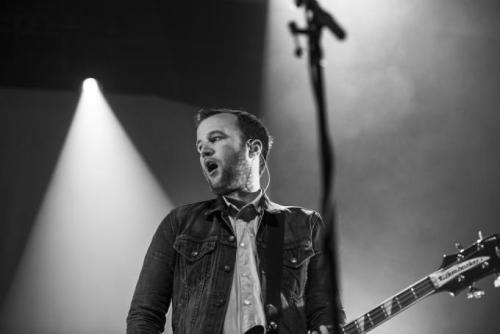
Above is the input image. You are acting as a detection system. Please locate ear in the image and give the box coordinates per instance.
[248,139,263,157]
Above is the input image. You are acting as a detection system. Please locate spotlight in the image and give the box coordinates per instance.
[82,78,99,92]
[0,78,171,333]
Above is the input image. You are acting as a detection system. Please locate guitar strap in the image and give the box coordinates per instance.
[263,212,285,334]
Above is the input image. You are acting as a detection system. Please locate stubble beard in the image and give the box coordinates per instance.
[207,150,251,196]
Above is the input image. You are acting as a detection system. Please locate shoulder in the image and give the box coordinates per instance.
[267,201,324,246]
[161,198,220,225]
[155,199,218,235]
[169,199,217,216]
[266,200,321,221]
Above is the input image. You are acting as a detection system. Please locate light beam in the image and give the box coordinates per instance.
[0,80,172,334]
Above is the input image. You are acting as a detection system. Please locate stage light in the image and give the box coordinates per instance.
[261,2,500,334]
[0,84,172,334]
[82,78,99,92]
[259,3,429,334]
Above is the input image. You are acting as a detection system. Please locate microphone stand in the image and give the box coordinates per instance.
[289,1,346,332]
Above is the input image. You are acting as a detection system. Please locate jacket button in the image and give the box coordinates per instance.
[228,235,235,242]
[215,298,224,307]
[290,257,298,264]
[224,265,231,272]
[191,251,199,257]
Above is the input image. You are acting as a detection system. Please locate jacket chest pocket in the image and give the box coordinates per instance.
[174,236,217,285]
[282,240,314,299]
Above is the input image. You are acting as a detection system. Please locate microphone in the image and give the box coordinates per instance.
[294,0,346,40]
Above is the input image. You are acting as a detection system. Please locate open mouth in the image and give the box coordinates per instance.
[205,160,219,175]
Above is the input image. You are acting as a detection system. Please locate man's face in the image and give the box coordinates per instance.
[196,113,251,195]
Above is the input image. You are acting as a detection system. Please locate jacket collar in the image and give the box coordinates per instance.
[204,193,286,217]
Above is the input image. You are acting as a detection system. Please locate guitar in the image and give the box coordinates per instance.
[341,232,500,334]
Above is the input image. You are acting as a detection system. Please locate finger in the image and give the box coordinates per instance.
[319,325,330,334]
[311,331,318,334]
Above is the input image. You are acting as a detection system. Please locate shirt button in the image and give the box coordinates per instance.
[240,242,246,248]
[191,251,199,257]
[243,299,251,306]
[290,257,298,264]
[224,265,231,272]
[268,321,279,331]
[241,272,249,277]
[228,235,235,242]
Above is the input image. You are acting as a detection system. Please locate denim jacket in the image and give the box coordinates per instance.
[127,196,345,334]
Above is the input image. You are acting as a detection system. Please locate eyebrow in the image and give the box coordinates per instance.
[195,130,226,147]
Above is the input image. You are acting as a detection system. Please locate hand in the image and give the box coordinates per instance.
[311,325,330,334]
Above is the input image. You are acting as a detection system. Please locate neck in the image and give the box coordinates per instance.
[226,160,262,204]
[225,187,261,205]
[221,156,263,204]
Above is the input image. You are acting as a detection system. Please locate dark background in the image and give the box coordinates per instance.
[1,0,500,333]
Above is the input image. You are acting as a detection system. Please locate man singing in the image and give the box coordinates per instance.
[127,108,344,334]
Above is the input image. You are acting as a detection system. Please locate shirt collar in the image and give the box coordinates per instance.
[222,190,263,212]
[204,191,284,217]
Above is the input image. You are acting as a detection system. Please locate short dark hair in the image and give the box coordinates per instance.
[195,108,273,171]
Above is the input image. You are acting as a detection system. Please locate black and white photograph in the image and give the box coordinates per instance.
[1,1,499,333]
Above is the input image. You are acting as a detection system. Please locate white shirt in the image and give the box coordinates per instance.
[222,193,266,334]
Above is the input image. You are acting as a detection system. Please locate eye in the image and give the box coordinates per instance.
[209,135,223,143]
[196,134,225,153]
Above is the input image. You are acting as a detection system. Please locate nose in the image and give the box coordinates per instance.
[199,143,214,157]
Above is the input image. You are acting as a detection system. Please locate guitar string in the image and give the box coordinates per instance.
[344,281,434,334]
[364,278,434,324]
[365,279,433,321]
[342,278,435,334]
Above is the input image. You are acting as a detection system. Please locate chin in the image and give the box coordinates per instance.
[208,181,226,195]
[209,182,235,196]
[210,185,231,195]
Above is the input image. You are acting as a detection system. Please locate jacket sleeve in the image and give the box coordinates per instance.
[126,212,177,334]
[305,212,346,333]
